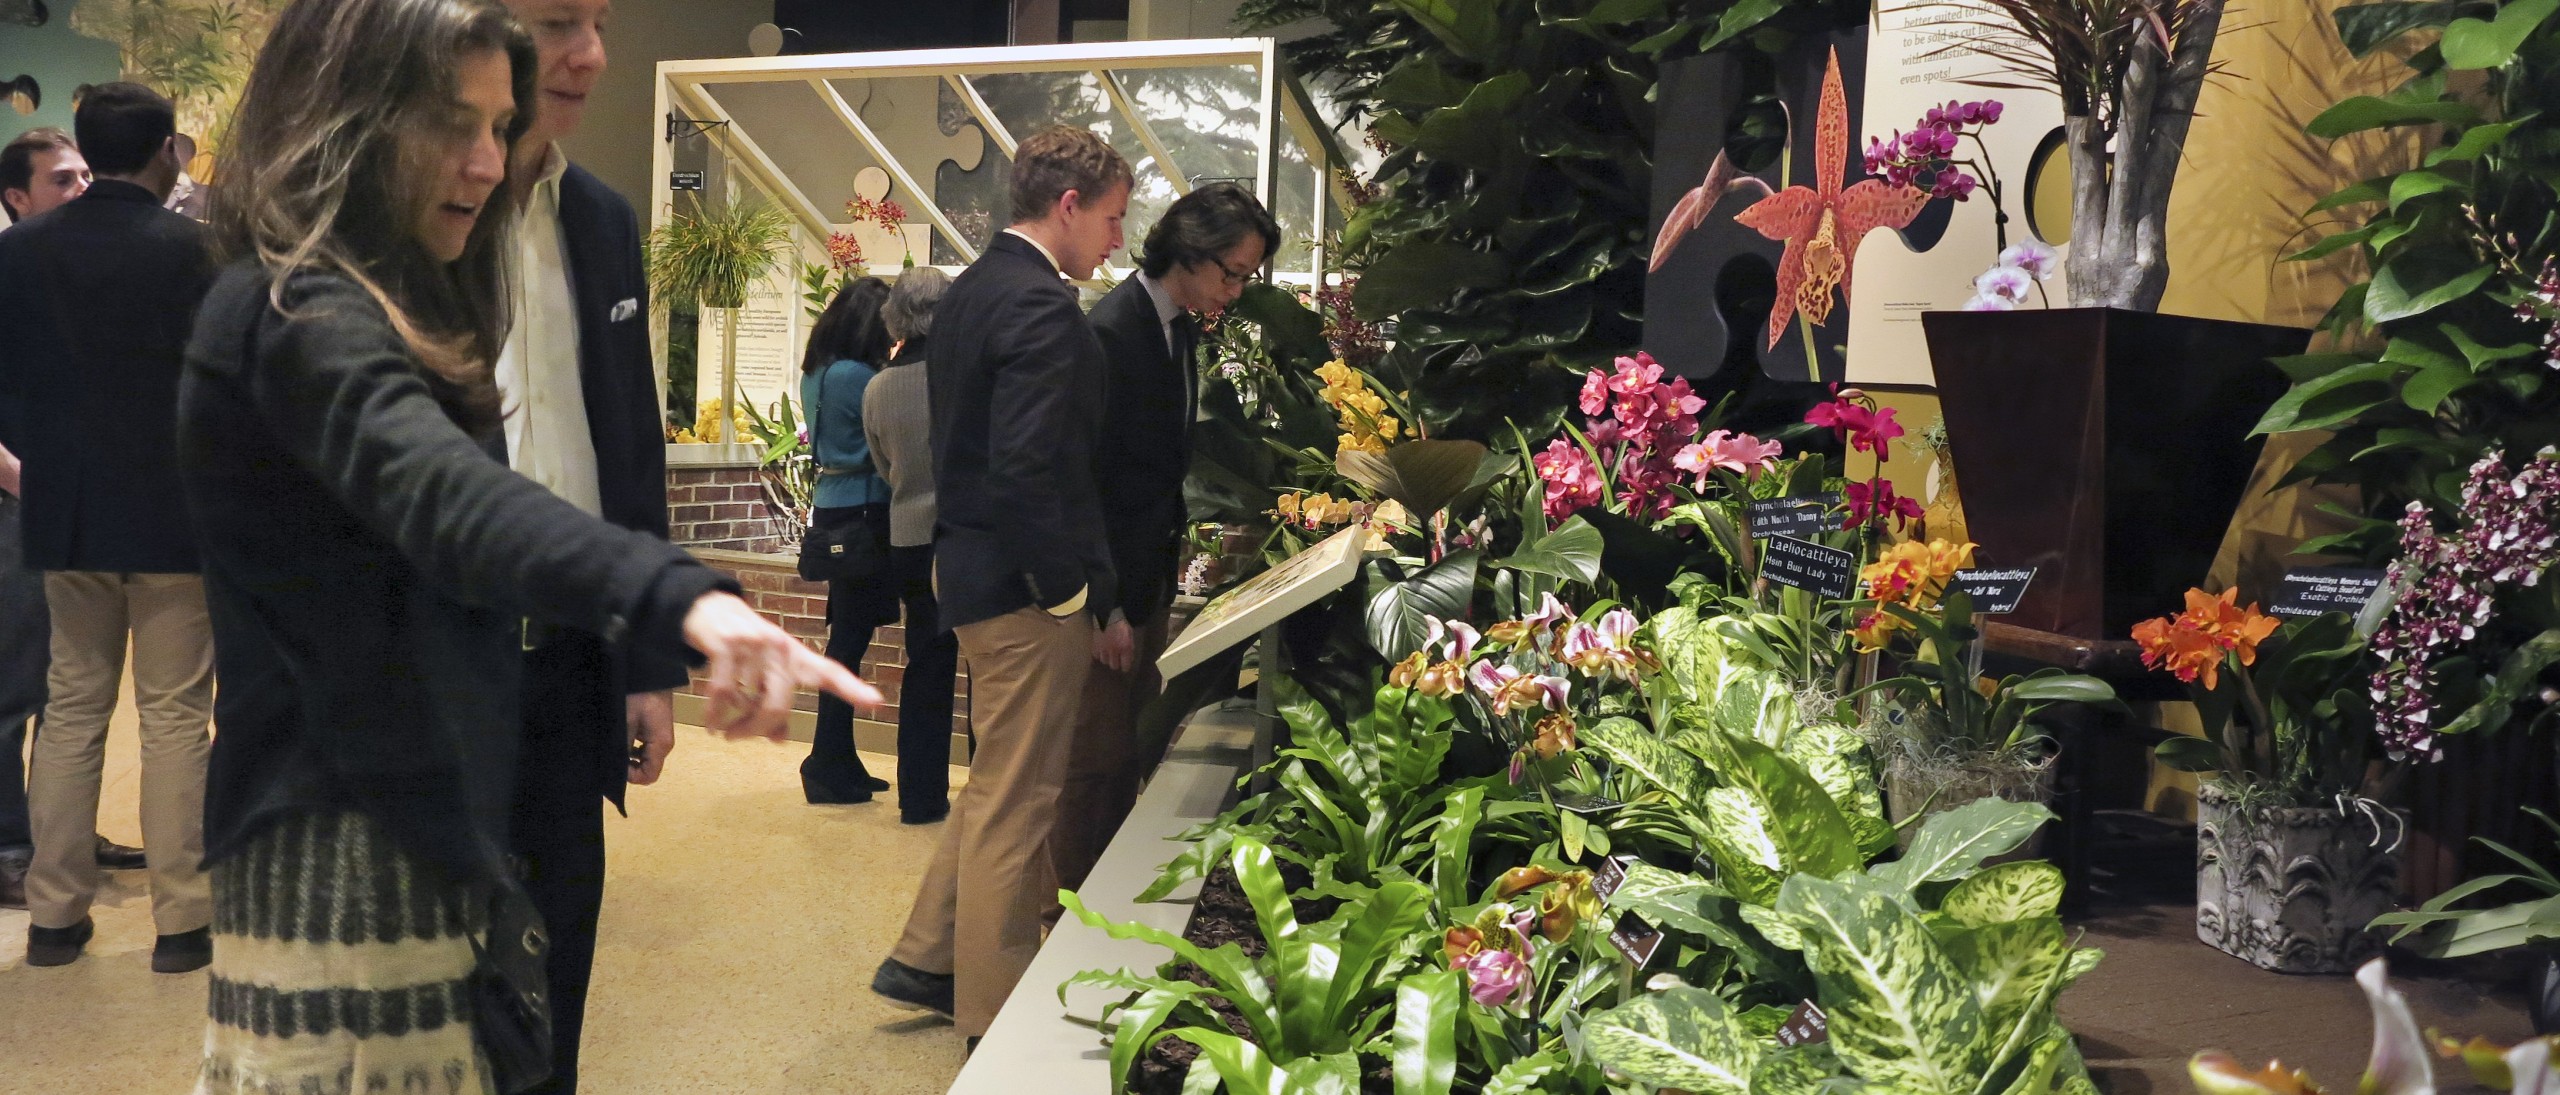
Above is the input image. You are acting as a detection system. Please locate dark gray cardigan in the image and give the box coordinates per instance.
[179,264,729,882]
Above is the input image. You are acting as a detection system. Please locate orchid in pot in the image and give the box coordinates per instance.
[1852,538,2122,843]
[2133,589,2397,972]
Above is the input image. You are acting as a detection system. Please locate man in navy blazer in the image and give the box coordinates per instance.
[495,3,683,1090]
[0,84,216,972]
[1049,183,1278,904]
[876,125,1133,1044]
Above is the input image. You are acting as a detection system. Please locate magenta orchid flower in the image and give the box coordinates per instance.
[1523,592,1573,632]
[1456,948,1531,1008]
[1562,608,1645,679]
[1424,617,1480,665]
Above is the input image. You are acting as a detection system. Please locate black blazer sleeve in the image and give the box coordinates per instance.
[986,286,1117,618]
[562,166,687,693]
[239,274,721,672]
[1087,286,1181,624]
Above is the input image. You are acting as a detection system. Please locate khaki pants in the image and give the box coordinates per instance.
[1047,612,1170,908]
[27,571,214,934]
[890,605,1093,1036]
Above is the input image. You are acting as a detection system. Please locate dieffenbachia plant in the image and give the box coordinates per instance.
[1582,799,2103,1095]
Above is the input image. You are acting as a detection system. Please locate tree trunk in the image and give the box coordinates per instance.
[2060,0,2230,313]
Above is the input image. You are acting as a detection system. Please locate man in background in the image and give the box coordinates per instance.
[0,127,143,914]
[0,84,213,971]
[1049,182,1277,905]
[493,2,684,1089]
[876,125,1131,1047]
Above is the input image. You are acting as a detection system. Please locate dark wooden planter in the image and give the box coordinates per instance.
[1923,309,2305,639]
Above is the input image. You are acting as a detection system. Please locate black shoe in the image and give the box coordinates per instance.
[153,926,212,973]
[859,774,891,793]
[95,835,146,871]
[872,958,955,1019]
[900,803,949,826]
[26,916,94,967]
[801,759,878,805]
[0,852,26,911]
[965,1036,980,1056]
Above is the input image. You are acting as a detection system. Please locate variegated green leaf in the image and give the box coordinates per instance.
[1481,1051,1564,1095]
[1943,918,2070,1036]
[1608,863,1727,936]
[1780,874,1990,1095]
[1942,861,2068,927]
[1872,798,2056,892]
[1583,987,1763,1095]
[1750,1042,1844,1095]
[1585,717,1716,812]
[1724,735,1864,880]
[1738,901,1805,949]
[2063,947,2103,985]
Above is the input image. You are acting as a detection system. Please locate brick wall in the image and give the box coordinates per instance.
[667,465,784,554]
[677,547,974,764]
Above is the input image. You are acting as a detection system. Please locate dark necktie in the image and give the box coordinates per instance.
[1172,314,1200,430]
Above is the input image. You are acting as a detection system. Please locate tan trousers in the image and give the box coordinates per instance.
[27,571,214,934]
[1047,613,1170,908]
[891,605,1093,1036]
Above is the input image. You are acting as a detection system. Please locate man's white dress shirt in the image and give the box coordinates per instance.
[496,145,604,517]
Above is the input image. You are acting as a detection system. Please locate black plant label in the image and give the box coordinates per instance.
[2268,567,2387,619]
[1762,535,1856,600]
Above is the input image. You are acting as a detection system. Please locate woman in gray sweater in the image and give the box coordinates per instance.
[863,267,958,824]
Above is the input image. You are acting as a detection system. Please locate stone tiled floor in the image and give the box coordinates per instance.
[1,669,970,1094]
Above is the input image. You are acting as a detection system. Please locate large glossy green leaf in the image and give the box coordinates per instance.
[2367,252,2497,323]
[1226,281,1329,366]
[1355,240,1513,319]
[1326,879,1436,1035]
[1608,863,1729,936]
[1388,0,1505,61]
[1392,970,1460,1095]
[1367,550,1482,661]
[2306,95,2482,138]
[2427,117,2532,164]
[2287,223,2380,263]
[1497,514,1605,585]
[1583,987,1764,1095]
[1872,798,2056,892]
[2333,0,2471,55]
[2251,361,2404,435]
[1782,874,1990,1095]
[1739,900,1805,948]
[2441,0,2558,68]
[1942,861,2069,926]
[1413,73,1533,169]
[1373,56,1475,110]
[1943,919,2072,1038]
[2401,360,2475,413]
[1698,0,1788,49]
[1429,786,1483,910]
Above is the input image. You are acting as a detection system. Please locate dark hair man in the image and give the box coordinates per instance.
[490,1,689,1090]
[0,82,215,972]
[0,127,87,223]
[1046,182,1278,906]
[874,124,1132,1046]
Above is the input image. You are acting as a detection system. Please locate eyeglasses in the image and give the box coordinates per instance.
[1213,259,1262,289]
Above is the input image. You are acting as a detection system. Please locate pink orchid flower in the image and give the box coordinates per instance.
[1455,948,1531,1008]
[1674,429,1784,480]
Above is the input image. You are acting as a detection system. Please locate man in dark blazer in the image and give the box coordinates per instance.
[494,3,684,1090]
[0,84,215,972]
[875,125,1132,1044]
[1050,183,1279,902]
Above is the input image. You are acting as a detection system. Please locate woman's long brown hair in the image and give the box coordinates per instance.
[207,0,537,434]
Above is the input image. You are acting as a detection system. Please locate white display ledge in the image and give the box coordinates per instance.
[948,701,1259,1092]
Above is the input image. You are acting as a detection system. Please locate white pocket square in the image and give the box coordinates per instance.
[610,298,639,322]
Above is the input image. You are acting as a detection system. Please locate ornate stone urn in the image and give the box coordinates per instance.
[2195,783,2403,973]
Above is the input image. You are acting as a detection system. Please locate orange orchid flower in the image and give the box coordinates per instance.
[1734,47,1931,350]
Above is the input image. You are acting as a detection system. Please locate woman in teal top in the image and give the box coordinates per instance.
[799,276,896,804]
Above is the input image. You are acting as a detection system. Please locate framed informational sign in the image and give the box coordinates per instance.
[1156,524,1371,679]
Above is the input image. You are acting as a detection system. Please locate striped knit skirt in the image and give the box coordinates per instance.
[195,810,494,1095]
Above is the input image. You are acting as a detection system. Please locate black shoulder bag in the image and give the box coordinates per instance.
[795,363,891,587]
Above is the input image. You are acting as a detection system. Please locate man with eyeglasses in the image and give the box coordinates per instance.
[1048,182,1280,907]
